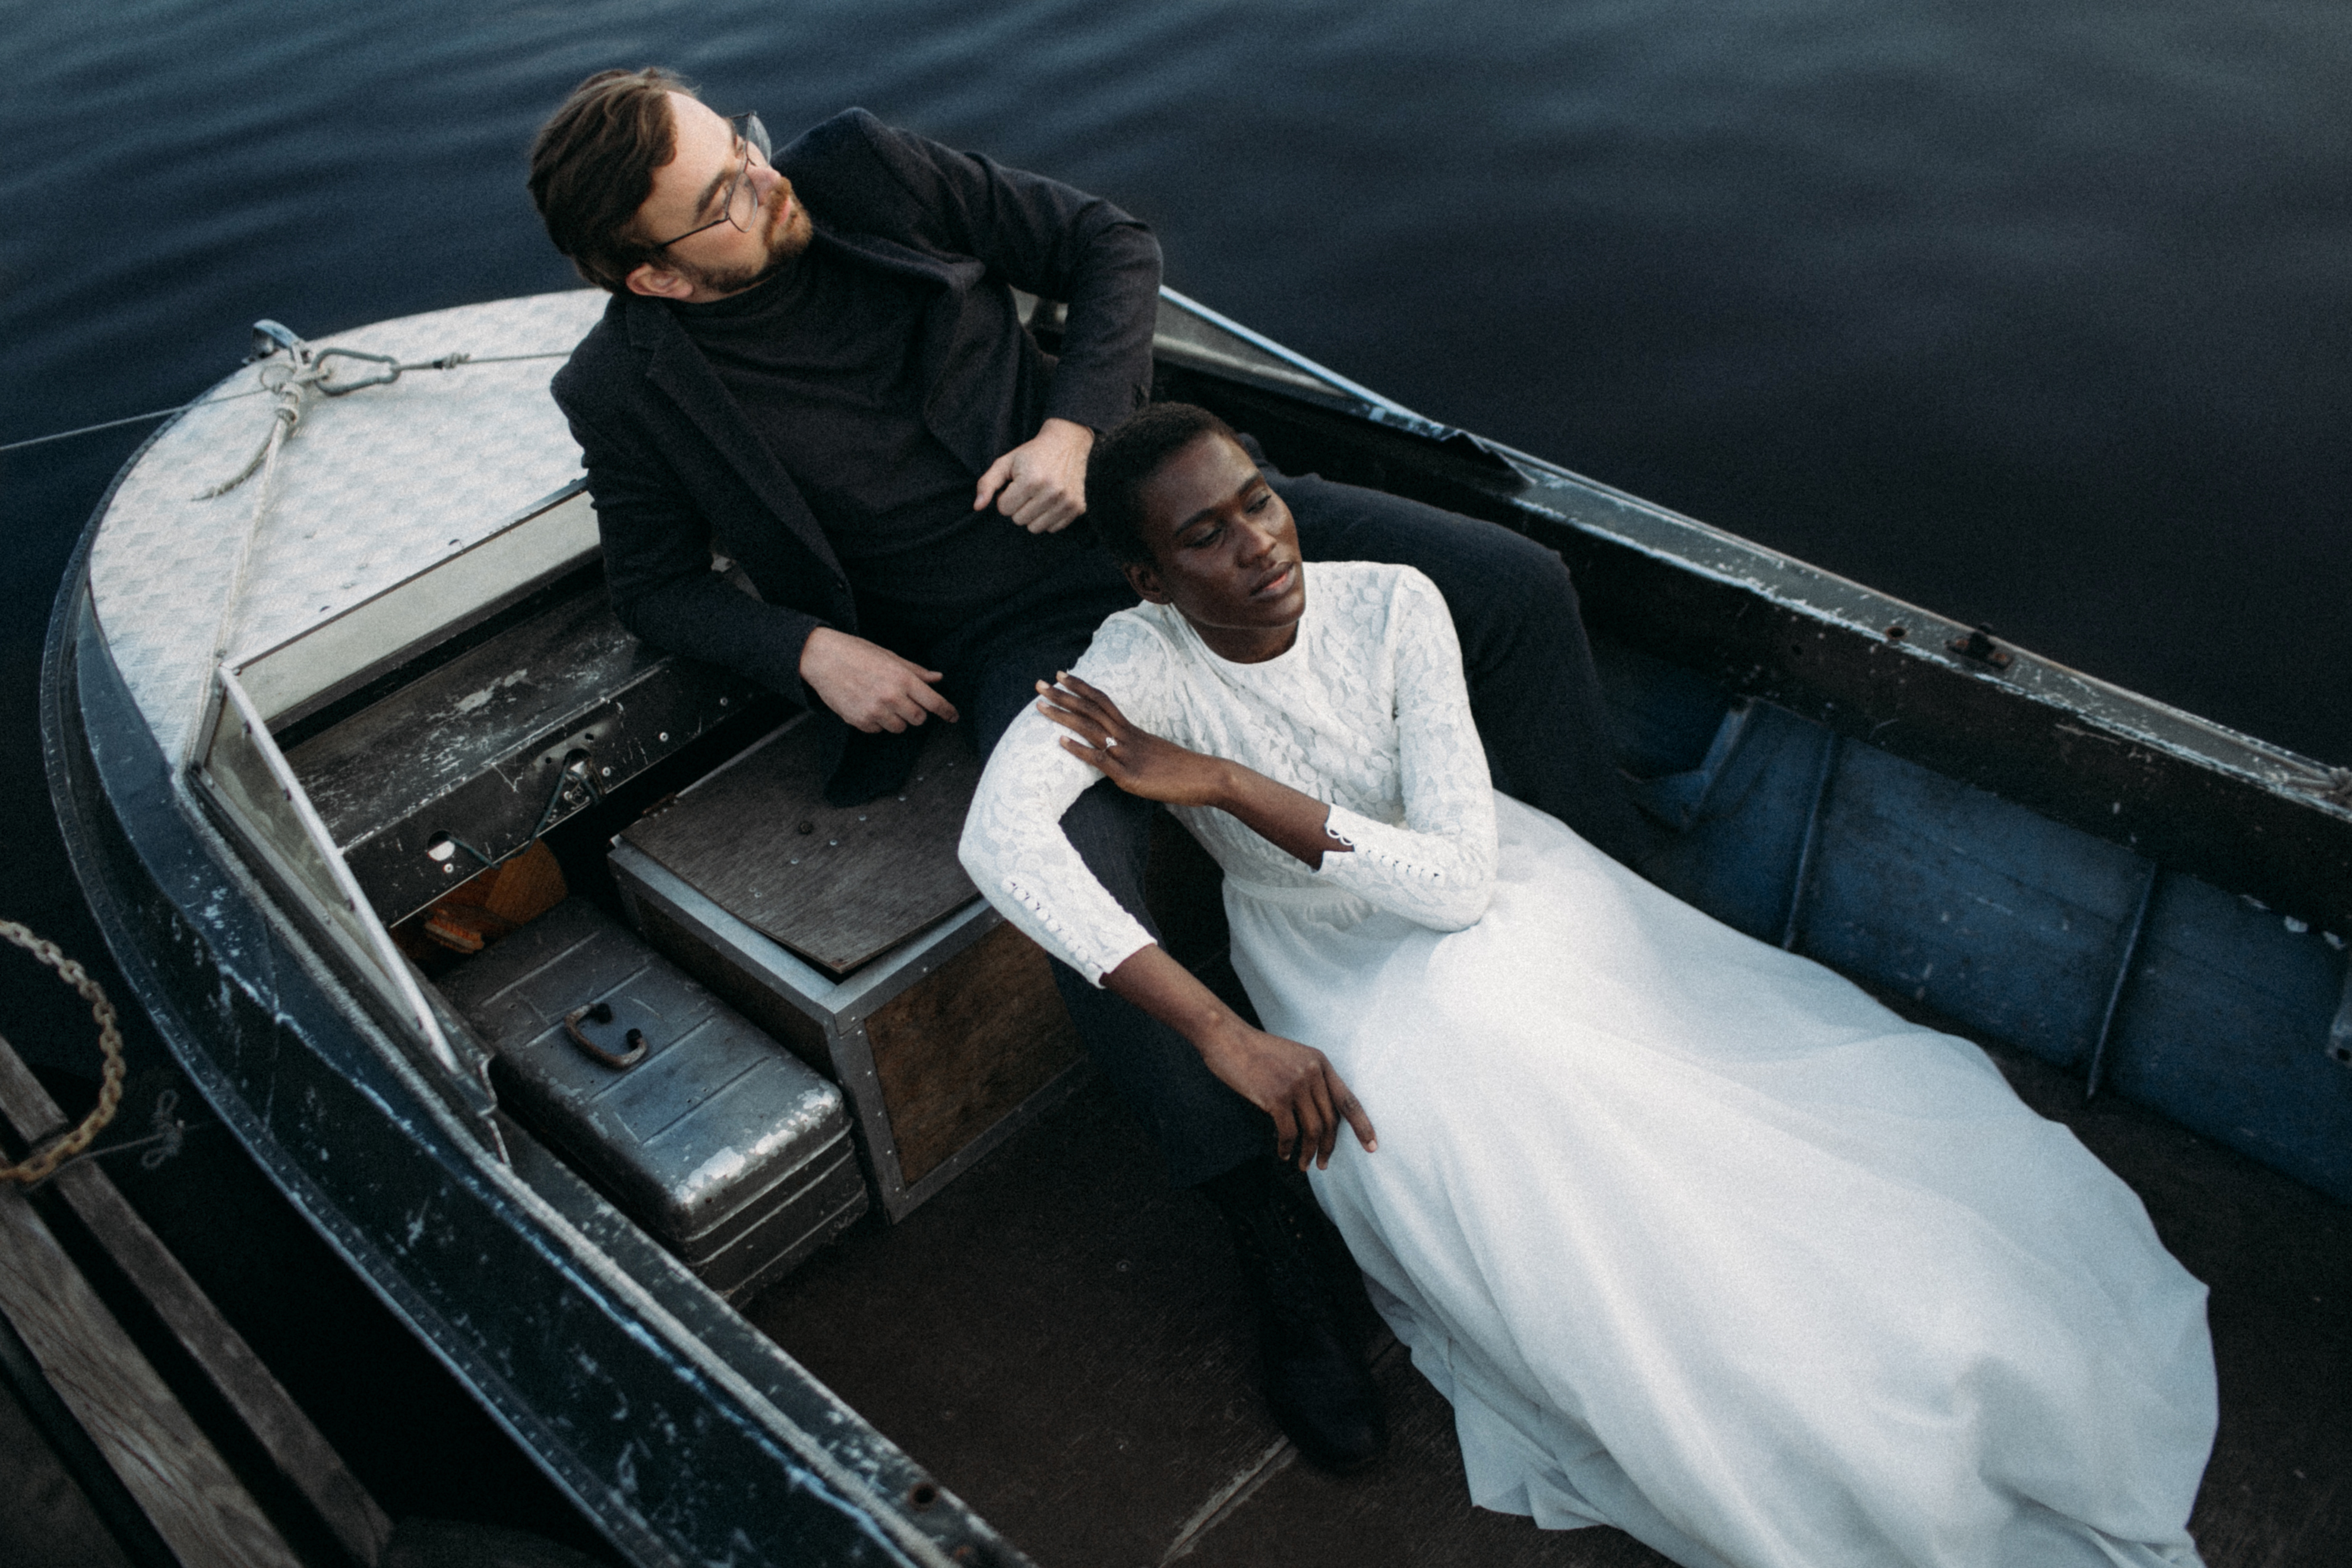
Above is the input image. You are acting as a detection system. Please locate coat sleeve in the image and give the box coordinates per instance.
[1313,570,1499,931]
[959,617,1173,985]
[558,383,824,708]
[843,111,1161,434]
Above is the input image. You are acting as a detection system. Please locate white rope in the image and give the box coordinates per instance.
[182,408,297,773]
[175,332,568,770]
[0,349,569,461]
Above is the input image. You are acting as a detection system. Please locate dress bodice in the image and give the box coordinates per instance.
[959,561,1499,983]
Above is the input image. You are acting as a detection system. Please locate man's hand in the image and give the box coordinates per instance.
[974,417,1094,533]
[799,627,959,733]
[1197,1018,1379,1171]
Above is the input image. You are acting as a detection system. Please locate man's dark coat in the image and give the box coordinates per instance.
[551,108,1161,707]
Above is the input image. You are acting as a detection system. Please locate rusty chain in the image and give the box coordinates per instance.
[0,919,126,1186]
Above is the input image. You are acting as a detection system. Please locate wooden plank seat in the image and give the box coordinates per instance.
[612,717,1086,1221]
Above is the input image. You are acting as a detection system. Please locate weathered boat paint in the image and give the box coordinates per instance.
[47,290,2352,1568]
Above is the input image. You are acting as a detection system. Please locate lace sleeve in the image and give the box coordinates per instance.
[1317,570,1497,931]
[958,615,1170,986]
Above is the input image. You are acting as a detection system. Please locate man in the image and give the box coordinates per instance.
[529,68,1646,1473]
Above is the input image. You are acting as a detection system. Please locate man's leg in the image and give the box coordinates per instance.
[1271,464,1654,869]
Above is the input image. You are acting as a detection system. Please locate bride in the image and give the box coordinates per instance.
[957,403,2217,1567]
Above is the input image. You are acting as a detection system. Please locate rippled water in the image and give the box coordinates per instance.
[3,0,2347,1040]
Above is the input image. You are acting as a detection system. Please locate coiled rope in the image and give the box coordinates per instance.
[0,921,126,1187]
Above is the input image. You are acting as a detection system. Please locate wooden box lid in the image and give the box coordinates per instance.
[619,720,981,979]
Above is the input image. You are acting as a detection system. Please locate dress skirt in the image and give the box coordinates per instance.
[1225,792,2216,1568]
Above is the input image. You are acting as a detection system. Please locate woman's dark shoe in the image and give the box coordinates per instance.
[1202,1159,1387,1472]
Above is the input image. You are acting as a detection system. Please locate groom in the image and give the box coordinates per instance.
[528,68,1646,1471]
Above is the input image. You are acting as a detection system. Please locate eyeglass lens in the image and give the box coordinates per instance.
[725,115,772,232]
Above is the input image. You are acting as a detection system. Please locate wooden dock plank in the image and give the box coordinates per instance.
[0,1039,391,1566]
[0,1333,136,1568]
[0,1182,302,1568]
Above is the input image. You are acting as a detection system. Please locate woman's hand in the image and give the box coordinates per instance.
[1040,671,1351,869]
[1197,1016,1379,1171]
[1035,672,1230,807]
[1102,946,1377,1171]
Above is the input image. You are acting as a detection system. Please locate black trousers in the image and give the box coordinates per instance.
[916,464,1643,1188]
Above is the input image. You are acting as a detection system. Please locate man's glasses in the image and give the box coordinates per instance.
[651,113,773,250]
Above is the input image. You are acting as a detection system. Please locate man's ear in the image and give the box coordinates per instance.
[1122,560,1170,605]
[624,261,694,301]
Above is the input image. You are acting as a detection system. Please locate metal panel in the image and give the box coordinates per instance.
[86,290,608,765]
[194,666,465,1080]
[285,584,760,925]
[1799,739,2152,1071]
[438,899,868,1297]
[1640,701,1831,944]
[2107,875,2352,1202]
[234,483,598,729]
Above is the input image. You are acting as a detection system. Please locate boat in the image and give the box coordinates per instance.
[43,285,2352,1566]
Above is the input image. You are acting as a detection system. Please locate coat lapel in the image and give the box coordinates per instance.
[624,296,845,576]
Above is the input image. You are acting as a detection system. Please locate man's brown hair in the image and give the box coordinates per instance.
[529,67,693,293]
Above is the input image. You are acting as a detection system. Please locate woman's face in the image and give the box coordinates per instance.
[1127,432,1307,664]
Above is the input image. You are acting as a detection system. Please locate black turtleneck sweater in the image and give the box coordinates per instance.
[671,237,1085,645]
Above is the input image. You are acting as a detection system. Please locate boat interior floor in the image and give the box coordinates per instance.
[744,1018,2350,1568]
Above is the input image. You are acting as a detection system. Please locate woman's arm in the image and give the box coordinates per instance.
[1030,672,1352,869]
[1102,946,1374,1169]
[958,627,1376,1168]
[1311,570,1498,930]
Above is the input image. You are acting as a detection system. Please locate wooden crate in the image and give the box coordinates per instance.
[608,719,1086,1220]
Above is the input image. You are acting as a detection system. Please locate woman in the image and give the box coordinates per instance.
[958,404,2216,1567]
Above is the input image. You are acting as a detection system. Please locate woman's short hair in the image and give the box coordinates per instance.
[1086,403,1245,566]
[529,67,693,293]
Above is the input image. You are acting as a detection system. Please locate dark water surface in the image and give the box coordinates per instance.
[4,2,2347,1028]
[0,0,2344,1542]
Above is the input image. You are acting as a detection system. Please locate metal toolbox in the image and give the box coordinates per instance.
[438,897,866,1299]
[608,719,1087,1222]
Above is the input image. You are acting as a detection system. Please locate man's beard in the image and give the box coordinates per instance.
[676,190,815,296]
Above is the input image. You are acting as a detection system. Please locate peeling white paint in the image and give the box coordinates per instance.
[452,668,532,715]
[686,1146,748,1191]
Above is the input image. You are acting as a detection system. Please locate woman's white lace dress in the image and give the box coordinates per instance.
[959,561,2215,1568]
